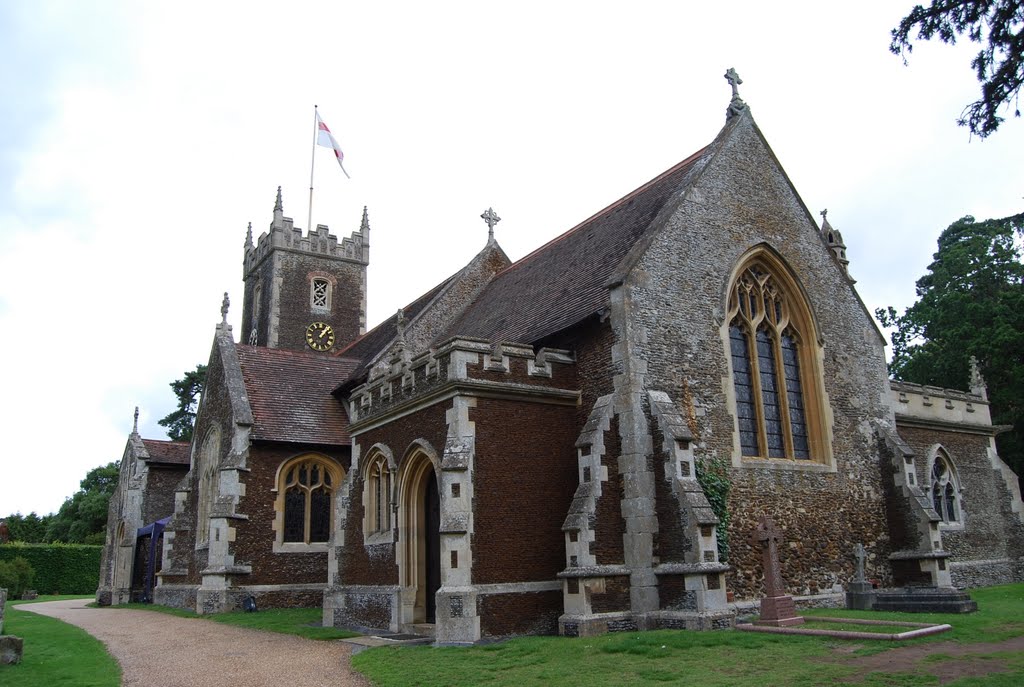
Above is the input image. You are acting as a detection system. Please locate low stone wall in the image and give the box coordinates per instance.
[950,558,1024,589]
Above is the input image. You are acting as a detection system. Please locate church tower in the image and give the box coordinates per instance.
[240,187,369,352]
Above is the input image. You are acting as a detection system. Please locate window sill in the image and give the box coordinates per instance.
[739,457,835,473]
[273,542,330,554]
[364,530,393,546]
[938,521,965,532]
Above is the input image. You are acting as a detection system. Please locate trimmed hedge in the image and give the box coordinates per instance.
[0,543,101,594]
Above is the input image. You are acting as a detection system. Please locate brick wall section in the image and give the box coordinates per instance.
[899,426,1024,579]
[650,416,689,563]
[271,252,365,352]
[343,404,449,586]
[231,443,349,585]
[471,398,578,584]
[143,466,187,524]
[478,591,563,637]
[594,416,626,566]
[626,114,894,600]
[590,576,631,613]
[545,316,615,433]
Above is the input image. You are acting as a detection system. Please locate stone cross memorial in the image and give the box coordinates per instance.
[846,542,877,611]
[751,515,804,626]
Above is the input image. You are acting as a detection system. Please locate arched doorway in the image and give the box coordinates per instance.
[398,449,441,625]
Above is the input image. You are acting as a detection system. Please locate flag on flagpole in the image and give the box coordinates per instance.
[316,112,350,178]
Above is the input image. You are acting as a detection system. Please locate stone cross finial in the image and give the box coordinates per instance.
[820,209,828,221]
[133,406,139,434]
[724,67,747,119]
[221,292,230,324]
[853,543,867,583]
[481,207,501,240]
[752,515,785,597]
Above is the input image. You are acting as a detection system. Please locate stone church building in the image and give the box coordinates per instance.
[98,80,1024,642]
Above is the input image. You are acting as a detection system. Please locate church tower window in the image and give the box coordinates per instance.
[311,278,331,312]
[726,256,823,462]
[275,454,341,547]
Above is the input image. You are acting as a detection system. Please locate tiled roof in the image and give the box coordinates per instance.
[443,146,712,344]
[236,345,358,445]
[333,271,460,386]
[141,440,191,465]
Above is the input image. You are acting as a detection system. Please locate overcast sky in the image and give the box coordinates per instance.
[1,1,1021,517]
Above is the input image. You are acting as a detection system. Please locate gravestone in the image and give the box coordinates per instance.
[846,543,876,610]
[750,515,804,627]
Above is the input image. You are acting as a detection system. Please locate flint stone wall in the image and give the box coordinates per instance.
[625,113,893,599]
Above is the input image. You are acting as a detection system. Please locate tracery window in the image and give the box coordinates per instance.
[728,260,820,461]
[277,455,339,545]
[930,450,961,524]
[311,278,331,311]
[195,429,221,548]
[364,452,393,539]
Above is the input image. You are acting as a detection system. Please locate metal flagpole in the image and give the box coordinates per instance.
[308,104,319,232]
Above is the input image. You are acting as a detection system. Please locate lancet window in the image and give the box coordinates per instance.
[728,261,818,461]
[930,450,961,524]
[364,452,393,539]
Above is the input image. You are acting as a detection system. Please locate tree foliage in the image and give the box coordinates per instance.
[0,512,52,543]
[876,212,1024,476]
[0,556,35,597]
[43,462,120,544]
[891,1,1024,138]
[158,363,207,442]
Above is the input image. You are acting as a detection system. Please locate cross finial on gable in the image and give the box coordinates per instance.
[221,292,230,324]
[481,207,501,240]
[133,406,139,434]
[820,209,828,220]
[724,67,747,119]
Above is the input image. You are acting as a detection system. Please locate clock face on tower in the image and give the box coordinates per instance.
[305,322,335,351]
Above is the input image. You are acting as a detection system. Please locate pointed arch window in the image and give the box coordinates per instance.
[727,259,823,462]
[274,454,342,549]
[930,450,961,525]
[195,429,221,549]
[363,451,394,543]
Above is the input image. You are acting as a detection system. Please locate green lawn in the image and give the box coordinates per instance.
[352,584,1024,687]
[1,597,120,687]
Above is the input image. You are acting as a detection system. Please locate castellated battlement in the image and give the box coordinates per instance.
[888,380,992,427]
[244,218,367,275]
[347,337,576,427]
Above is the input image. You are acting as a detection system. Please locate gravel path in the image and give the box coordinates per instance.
[18,599,371,687]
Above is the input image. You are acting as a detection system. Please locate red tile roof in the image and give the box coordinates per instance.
[443,146,712,344]
[141,440,191,465]
[236,345,358,445]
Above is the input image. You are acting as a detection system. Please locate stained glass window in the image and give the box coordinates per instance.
[727,262,818,461]
[278,455,339,545]
[930,452,960,524]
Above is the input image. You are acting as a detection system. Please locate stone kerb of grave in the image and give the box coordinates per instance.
[750,515,804,627]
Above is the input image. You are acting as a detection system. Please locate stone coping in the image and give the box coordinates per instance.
[738,616,952,641]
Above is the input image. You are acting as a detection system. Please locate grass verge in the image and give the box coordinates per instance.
[353,584,1024,687]
[0,601,121,687]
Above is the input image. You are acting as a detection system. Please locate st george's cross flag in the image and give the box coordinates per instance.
[316,112,350,178]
